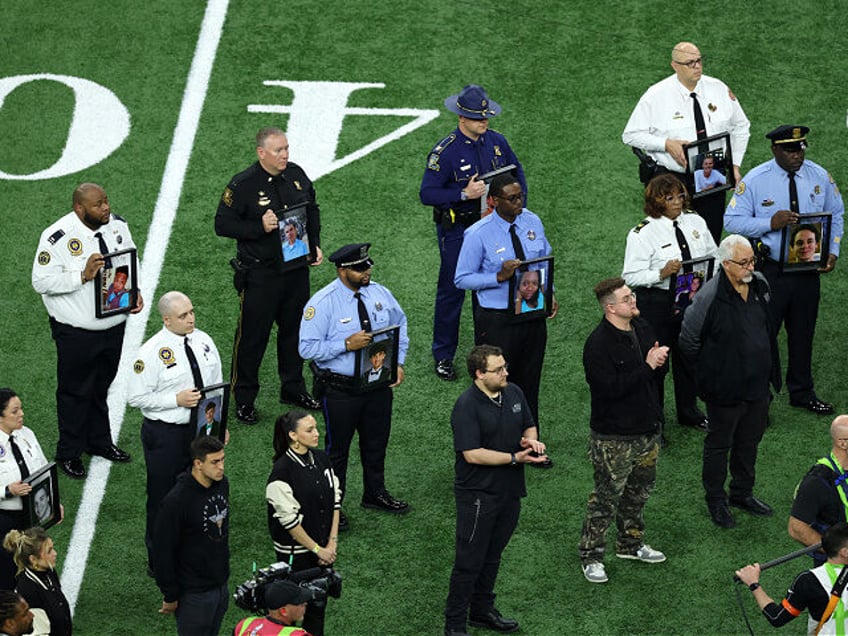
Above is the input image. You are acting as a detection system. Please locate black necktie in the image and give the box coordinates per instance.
[9,435,29,479]
[690,92,707,140]
[184,337,204,389]
[509,224,526,261]
[354,292,371,332]
[94,231,112,268]
[788,172,800,214]
[673,221,692,272]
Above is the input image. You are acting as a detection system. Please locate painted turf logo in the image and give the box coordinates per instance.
[0,76,439,181]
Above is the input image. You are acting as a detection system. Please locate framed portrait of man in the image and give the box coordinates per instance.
[780,213,832,273]
[684,132,735,199]
[509,256,554,323]
[671,257,715,317]
[355,325,400,391]
[276,203,315,266]
[94,247,139,318]
[23,462,60,530]
[191,382,229,441]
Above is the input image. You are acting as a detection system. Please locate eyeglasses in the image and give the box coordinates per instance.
[609,292,637,305]
[673,57,704,69]
[496,192,525,204]
[484,364,509,375]
[727,257,757,269]
[664,193,687,203]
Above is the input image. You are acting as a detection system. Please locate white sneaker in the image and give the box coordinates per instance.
[616,544,666,563]
[582,562,608,583]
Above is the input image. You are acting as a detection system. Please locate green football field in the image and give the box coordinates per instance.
[2,1,848,634]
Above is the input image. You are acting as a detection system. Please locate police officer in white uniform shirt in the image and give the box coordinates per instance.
[31,183,141,480]
[127,291,223,574]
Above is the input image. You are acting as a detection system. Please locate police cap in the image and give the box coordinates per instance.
[263,580,312,609]
[766,125,809,150]
[329,243,374,270]
[444,84,502,120]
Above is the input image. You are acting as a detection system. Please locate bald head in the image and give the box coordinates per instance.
[672,42,699,62]
[159,291,196,336]
[670,42,703,90]
[72,182,105,207]
[158,291,189,318]
[831,415,848,444]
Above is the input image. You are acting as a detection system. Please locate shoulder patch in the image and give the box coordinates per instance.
[304,306,316,321]
[427,153,440,171]
[133,359,145,374]
[633,220,650,234]
[735,182,746,196]
[37,251,51,266]
[222,187,234,207]
[728,87,737,101]
[47,229,65,245]
[67,238,83,256]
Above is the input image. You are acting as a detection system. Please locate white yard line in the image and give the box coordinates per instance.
[61,0,229,612]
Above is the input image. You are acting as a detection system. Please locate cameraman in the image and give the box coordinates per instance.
[234,581,312,636]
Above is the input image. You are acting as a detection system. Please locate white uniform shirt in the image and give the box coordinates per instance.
[32,211,139,331]
[127,327,222,424]
[622,74,750,172]
[0,427,48,512]
[622,211,718,290]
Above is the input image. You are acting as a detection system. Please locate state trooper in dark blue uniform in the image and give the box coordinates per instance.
[725,125,844,415]
[299,244,410,529]
[420,85,526,382]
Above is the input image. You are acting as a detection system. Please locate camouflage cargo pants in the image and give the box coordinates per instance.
[578,433,660,564]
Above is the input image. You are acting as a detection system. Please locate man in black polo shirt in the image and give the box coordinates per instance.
[444,345,548,636]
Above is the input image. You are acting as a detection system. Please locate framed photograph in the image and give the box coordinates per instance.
[671,256,715,317]
[356,325,400,391]
[509,256,554,322]
[22,462,60,530]
[478,163,518,184]
[191,382,229,442]
[276,203,315,266]
[780,213,832,273]
[684,132,735,199]
[94,247,139,318]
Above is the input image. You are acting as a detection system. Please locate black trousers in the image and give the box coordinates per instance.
[274,551,329,636]
[444,491,520,630]
[702,398,769,503]
[474,308,547,426]
[231,265,309,407]
[323,386,393,502]
[636,288,701,426]
[49,318,124,461]
[760,260,820,401]
[141,418,194,567]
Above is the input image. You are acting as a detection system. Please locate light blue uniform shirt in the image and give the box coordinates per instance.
[725,158,844,258]
[454,208,552,309]
[299,278,409,376]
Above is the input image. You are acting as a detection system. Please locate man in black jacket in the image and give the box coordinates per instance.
[154,436,229,636]
[579,278,669,584]
[680,234,781,529]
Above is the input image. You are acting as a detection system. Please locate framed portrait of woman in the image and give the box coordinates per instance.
[94,247,139,318]
[23,462,60,530]
[191,382,229,441]
[779,213,832,273]
[684,132,735,199]
[355,325,400,391]
[509,256,554,323]
[670,256,715,317]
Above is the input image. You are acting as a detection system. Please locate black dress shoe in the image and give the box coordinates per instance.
[790,397,834,415]
[236,404,258,424]
[91,444,131,463]
[681,416,709,432]
[280,391,321,410]
[435,359,458,382]
[708,502,736,529]
[468,609,519,633]
[361,491,410,514]
[338,510,350,532]
[59,458,86,480]
[729,495,774,517]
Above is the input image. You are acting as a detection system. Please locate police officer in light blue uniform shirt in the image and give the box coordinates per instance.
[725,125,844,415]
[299,244,410,528]
[420,84,526,383]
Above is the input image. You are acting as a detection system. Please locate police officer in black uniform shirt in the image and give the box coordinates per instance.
[215,127,323,423]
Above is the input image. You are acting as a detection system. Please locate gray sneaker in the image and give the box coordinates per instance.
[616,544,666,563]
[582,561,608,583]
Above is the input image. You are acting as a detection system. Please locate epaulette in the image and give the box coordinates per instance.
[430,134,456,156]
[47,229,65,245]
[632,220,650,234]
[111,213,126,223]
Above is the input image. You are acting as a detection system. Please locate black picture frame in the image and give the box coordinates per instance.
[478,163,518,184]
[191,382,229,442]
[22,462,60,530]
[276,203,315,266]
[355,325,400,391]
[671,257,715,317]
[780,213,832,273]
[684,132,735,199]
[509,256,554,322]
[94,247,139,318]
